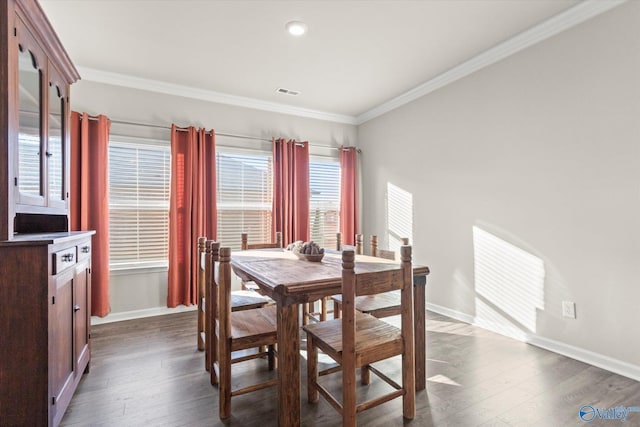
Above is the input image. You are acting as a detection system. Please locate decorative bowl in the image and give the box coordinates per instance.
[294,251,324,262]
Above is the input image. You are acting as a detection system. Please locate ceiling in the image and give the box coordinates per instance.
[39,0,599,123]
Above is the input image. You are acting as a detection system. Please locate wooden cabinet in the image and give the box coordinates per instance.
[1,1,90,426]
[0,231,95,427]
[1,0,80,240]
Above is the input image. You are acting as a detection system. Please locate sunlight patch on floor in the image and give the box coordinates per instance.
[427,374,461,386]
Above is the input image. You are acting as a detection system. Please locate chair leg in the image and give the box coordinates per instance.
[210,328,218,385]
[268,344,276,370]
[343,369,357,427]
[361,365,371,385]
[307,335,319,403]
[197,297,205,351]
[302,303,310,326]
[334,300,341,319]
[402,348,415,420]
[320,297,328,321]
[204,297,210,372]
[219,341,232,419]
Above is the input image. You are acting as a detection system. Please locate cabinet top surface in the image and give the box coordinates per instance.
[0,231,95,246]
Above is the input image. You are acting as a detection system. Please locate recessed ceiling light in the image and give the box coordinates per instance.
[286,21,307,36]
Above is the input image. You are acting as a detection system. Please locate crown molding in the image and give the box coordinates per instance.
[355,0,628,125]
[76,66,359,126]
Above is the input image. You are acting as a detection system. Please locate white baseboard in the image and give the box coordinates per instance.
[527,334,640,383]
[91,305,197,325]
[426,302,475,325]
[426,302,640,383]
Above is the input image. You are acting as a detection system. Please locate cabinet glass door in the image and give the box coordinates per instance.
[17,45,42,199]
[49,83,64,203]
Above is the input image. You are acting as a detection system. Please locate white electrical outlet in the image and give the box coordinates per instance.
[562,301,576,319]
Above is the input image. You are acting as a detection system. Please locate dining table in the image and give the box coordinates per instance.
[231,248,429,427]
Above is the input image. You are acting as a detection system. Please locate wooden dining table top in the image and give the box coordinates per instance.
[231,249,430,305]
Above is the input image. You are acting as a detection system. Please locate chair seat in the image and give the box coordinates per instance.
[202,290,271,314]
[303,311,402,367]
[230,304,278,350]
[332,290,401,318]
[231,290,272,311]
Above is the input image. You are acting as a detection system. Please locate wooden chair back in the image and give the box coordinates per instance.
[304,246,415,425]
[370,235,409,259]
[343,244,412,304]
[344,246,414,423]
[355,233,363,254]
[335,232,363,254]
[334,235,412,319]
[241,231,283,250]
[240,231,282,292]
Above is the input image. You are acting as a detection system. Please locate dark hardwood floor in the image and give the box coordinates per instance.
[60,311,640,427]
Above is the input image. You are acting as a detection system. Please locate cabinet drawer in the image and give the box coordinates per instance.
[77,241,92,262]
[53,247,77,275]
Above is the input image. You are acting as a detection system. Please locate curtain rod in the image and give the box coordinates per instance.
[81,116,360,152]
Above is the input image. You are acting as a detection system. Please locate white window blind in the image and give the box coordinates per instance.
[108,139,171,269]
[309,157,340,249]
[217,148,273,250]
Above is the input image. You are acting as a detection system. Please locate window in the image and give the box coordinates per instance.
[217,147,273,250]
[107,137,341,268]
[309,156,340,249]
[108,138,171,269]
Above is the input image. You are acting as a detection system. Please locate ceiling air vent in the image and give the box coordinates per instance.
[276,87,300,96]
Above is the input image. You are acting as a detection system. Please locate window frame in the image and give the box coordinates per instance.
[108,135,171,272]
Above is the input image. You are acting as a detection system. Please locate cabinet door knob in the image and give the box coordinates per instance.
[73,304,81,312]
[81,246,90,253]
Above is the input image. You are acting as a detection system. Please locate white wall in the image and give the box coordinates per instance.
[70,81,357,319]
[358,2,639,373]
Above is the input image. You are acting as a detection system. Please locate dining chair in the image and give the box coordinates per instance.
[240,231,282,291]
[208,244,278,419]
[333,235,408,319]
[197,237,271,370]
[303,246,415,426]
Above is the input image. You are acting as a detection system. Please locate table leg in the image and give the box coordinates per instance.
[277,302,300,426]
[414,276,427,391]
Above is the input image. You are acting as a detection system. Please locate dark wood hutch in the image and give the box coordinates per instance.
[0,0,94,426]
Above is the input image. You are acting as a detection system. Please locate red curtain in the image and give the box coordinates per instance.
[168,125,217,307]
[340,146,359,246]
[272,138,310,245]
[70,112,111,317]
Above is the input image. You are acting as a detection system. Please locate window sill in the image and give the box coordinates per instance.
[110,264,168,276]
